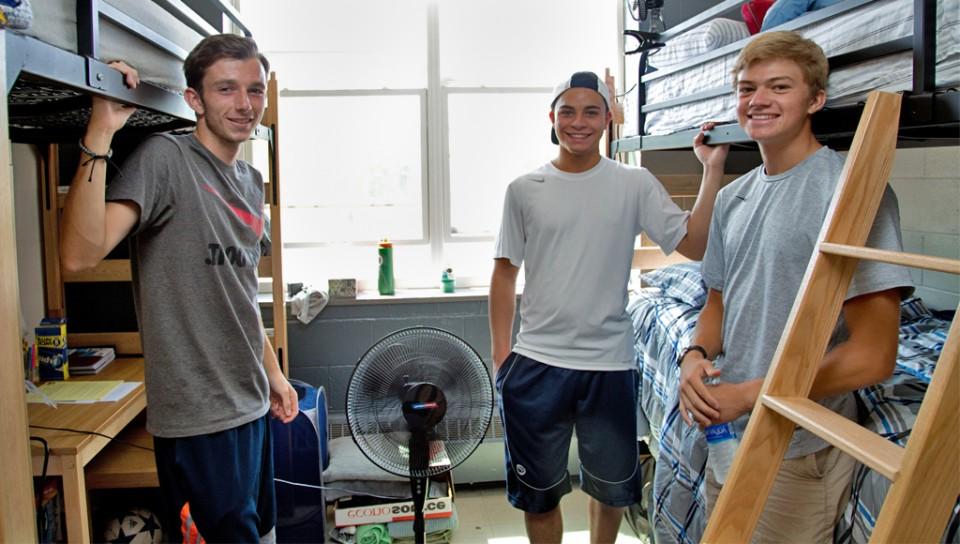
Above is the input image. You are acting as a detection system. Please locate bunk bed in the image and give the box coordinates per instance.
[617,0,959,153]
[0,2,286,541]
[617,0,959,541]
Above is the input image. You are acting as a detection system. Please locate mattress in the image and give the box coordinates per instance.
[638,0,960,136]
[21,0,204,91]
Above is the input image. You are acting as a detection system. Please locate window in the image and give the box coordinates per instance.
[240,0,618,289]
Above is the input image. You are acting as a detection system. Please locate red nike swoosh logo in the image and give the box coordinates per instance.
[200,183,264,238]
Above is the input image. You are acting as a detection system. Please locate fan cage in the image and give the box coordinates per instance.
[346,327,494,478]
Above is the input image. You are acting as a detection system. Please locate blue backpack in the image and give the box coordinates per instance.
[271,379,329,542]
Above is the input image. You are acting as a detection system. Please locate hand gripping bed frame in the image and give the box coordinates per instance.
[702,91,959,542]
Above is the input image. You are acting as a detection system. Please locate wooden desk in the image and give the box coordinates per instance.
[28,358,146,544]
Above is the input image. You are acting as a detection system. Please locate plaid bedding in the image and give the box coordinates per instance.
[629,267,958,543]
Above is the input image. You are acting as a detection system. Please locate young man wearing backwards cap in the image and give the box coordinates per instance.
[489,71,727,542]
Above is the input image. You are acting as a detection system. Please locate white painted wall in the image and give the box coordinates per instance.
[888,146,960,311]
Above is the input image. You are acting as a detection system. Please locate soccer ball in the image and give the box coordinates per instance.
[103,507,163,544]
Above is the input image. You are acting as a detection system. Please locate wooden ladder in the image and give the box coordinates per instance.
[702,90,960,543]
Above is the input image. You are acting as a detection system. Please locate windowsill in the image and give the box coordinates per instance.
[329,286,492,305]
[258,286,520,307]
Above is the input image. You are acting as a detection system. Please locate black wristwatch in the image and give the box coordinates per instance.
[677,345,708,367]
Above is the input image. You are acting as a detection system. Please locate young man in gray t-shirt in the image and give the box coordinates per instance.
[60,35,298,542]
[677,32,912,542]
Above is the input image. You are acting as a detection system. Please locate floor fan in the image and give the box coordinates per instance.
[346,327,494,544]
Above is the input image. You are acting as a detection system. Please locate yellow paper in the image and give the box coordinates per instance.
[26,380,123,403]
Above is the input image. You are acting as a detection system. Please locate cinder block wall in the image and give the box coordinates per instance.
[287,299,517,419]
[888,146,960,311]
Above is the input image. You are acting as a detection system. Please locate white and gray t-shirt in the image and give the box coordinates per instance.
[495,157,689,371]
[702,146,913,462]
[107,133,271,438]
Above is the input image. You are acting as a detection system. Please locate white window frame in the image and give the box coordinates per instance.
[261,1,623,289]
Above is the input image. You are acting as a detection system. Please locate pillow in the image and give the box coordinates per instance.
[322,436,406,483]
[640,262,707,307]
[648,18,750,70]
[760,0,845,32]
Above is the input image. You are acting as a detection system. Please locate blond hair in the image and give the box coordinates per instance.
[732,31,828,96]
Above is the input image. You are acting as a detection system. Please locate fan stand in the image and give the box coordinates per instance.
[409,431,430,544]
[403,382,446,544]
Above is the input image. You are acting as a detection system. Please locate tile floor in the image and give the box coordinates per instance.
[441,484,648,543]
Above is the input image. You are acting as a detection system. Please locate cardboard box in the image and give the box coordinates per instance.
[36,317,68,380]
[334,475,453,527]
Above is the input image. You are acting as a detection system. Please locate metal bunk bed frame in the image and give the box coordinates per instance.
[615,0,959,153]
[4,0,254,144]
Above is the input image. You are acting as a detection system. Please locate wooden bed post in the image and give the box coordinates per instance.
[0,36,42,543]
[702,91,960,543]
[262,71,288,376]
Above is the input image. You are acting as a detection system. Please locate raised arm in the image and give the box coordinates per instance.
[60,62,141,272]
[675,122,729,260]
[489,258,520,372]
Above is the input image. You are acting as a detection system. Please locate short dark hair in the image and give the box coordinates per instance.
[183,34,270,91]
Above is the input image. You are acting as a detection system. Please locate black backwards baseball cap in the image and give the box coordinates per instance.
[550,71,611,145]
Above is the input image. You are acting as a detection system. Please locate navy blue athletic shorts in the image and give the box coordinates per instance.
[496,352,641,513]
[153,414,276,543]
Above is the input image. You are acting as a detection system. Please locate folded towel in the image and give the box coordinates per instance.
[289,287,329,324]
[356,523,391,544]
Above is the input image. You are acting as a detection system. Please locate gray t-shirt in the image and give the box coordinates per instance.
[702,146,913,463]
[107,133,271,438]
[495,157,689,370]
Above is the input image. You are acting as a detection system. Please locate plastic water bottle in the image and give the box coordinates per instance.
[704,375,739,485]
[705,421,739,485]
[378,239,395,295]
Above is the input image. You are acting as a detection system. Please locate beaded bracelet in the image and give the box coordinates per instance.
[78,138,113,183]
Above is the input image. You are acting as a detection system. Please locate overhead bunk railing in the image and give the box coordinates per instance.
[3,0,255,143]
[616,0,956,153]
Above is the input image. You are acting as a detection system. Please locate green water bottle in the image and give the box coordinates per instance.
[441,268,455,293]
[378,239,395,295]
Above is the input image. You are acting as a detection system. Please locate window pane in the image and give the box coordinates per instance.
[240,0,427,89]
[279,94,424,244]
[448,92,556,237]
[439,0,618,86]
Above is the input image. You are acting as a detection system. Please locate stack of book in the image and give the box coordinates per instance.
[66,347,116,375]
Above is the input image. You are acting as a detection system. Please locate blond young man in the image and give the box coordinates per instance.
[677,31,912,542]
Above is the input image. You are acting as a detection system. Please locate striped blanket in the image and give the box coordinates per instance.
[628,265,958,543]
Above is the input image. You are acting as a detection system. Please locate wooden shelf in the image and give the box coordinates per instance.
[85,418,157,489]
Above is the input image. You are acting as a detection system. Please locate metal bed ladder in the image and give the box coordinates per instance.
[702,90,960,543]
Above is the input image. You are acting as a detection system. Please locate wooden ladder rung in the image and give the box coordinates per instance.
[820,242,960,274]
[762,395,904,481]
